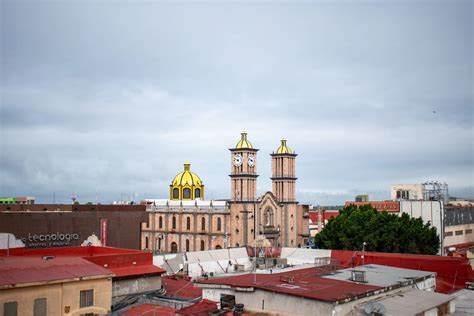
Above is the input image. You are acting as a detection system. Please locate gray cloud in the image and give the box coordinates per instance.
[1,1,472,205]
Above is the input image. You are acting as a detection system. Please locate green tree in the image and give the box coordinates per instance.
[314,204,439,255]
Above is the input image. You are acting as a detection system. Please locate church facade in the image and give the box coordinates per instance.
[140,133,309,253]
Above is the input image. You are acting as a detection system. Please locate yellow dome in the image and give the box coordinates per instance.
[276,139,293,154]
[170,162,205,200]
[235,132,253,149]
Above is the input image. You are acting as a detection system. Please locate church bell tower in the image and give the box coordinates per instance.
[229,132,258,202]
[271,139,297,202]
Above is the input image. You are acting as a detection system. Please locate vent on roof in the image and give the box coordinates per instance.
[280,275,295,284]
[351,270,367,283]
[42,256,55,261]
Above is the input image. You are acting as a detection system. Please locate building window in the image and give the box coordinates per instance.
[80,289,94,308]
[145,236,149,249]
[396,190,410,199]
[183,188,191,199]
[201,217,206,231]
[217,217,222,231]
[171,242,178,253]
[173,188,179,199]
[172,216,177,229]
[236,243,240,247]
[4,301,17,316]
[445,231,453,236]
[216,245,222,249]
[455,230,463,236]
[466,229,473,235]
[201,240,205,251]
[195,188,201,198]
[34,298,47,316]
[159,216,163,229]
[186,216,191,230]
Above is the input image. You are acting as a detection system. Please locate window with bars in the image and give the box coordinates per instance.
[80,289,94,308]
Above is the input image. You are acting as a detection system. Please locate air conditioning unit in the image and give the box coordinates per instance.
[351,270,367,283]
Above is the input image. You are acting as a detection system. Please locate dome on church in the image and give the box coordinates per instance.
[235,132,253,149]
[170,162,204,200]
[275,139,292,154]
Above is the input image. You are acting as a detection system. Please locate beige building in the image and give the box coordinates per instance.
[0,257,113,316]
[141,133,310,253]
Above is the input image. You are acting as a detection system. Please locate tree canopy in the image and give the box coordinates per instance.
[314,204,439,255]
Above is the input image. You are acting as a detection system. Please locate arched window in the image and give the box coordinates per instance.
[159,216,163,229]
[201,217,206,231]
[195,188,201,198]
[172,216,176,229]
[217,217,222,231]
[236,243,240,247]
[186,239,190,252]
[186,216,191,230]
[265,209,274,226]
[201,240,205,251]
[173,188,179,199]
[215,245,222,250]
[171,242,178,253]
[183,188,191,199]
[145,236,149,250]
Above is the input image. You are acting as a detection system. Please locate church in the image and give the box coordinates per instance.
[140,133,310,253]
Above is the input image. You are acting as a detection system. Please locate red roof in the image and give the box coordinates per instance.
[0,256,113,288]
[308,211,340,223]
[197,267,381,302]
[121,304,176,316]
[176,299,218,315]
[110,265,166,278]
[0,246,166,278]
[331,250,474,294]
[162,275,203,300]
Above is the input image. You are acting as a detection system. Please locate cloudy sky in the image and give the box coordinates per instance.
[1,1,472,205]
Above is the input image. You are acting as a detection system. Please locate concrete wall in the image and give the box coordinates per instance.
[112,275,161,304]
[280,248,331,266]
[399,201,443,254]
[390,184,424,200]
[0,278,111,316]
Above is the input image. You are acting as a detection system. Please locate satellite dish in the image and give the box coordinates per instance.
[364,302,386,315]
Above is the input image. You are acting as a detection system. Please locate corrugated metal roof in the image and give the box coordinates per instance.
[176,299,218,315]
[121,304,176,316]
[110,265,165,278]
[162,276,202,300]
[197,267,382,302]
[0,256,113,287]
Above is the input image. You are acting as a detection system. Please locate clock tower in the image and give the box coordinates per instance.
[229,132,258,201]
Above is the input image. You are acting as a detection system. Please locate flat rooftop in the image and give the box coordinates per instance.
[321,264,434,287]
[357,289,454,315]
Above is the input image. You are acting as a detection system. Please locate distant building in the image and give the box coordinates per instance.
[141,133,310,254]
[0,197,35,204]
[355,194,369,202]
[391,181,449,203]
[0,204,147,250]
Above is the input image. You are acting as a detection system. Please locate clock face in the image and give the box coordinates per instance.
[233,154,243,166]
[248,155,255,167]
